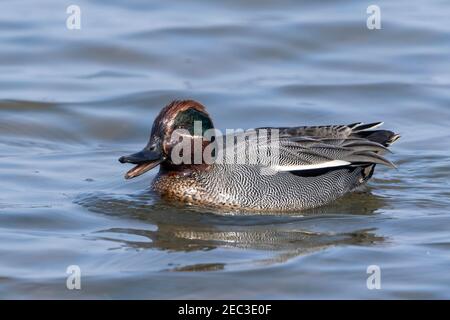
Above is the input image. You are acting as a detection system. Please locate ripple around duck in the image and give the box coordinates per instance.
[73,191,387,265]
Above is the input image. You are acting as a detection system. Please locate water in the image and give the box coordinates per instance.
[1,0,449,299]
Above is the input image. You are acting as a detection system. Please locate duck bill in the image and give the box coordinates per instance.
[118,149,164,179]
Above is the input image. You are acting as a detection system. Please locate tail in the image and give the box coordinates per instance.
[349,122,400,189]
[350,122,401,147]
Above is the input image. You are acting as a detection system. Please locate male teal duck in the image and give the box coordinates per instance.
[119,100,400,212]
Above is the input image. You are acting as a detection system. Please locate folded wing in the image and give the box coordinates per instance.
[221,122,400,172]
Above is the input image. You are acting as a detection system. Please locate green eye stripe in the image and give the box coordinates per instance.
[173,109,213,135]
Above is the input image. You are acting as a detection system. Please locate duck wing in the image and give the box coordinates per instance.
[269,138,396,171]
[258,121,380,138]
[219,122,399,172]
[258,122,400,146]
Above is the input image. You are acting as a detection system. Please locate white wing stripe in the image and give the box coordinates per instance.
[271,160,350,171]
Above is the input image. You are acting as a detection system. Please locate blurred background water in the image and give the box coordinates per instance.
[0,0,449,299]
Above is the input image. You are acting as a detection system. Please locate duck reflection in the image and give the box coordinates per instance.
[76,189,386,270]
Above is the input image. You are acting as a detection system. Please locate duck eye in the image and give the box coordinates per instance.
[149,145,156,151]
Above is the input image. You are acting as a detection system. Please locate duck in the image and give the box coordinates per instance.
[119,100,400,212]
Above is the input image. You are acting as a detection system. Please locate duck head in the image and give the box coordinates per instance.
[119,100,214,179]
